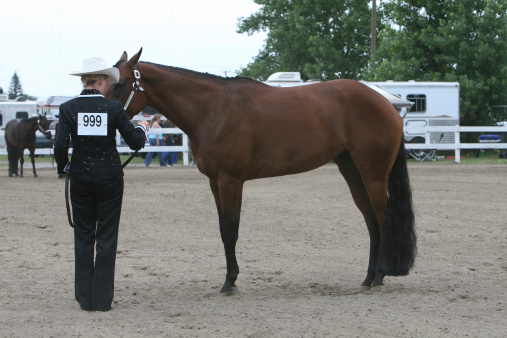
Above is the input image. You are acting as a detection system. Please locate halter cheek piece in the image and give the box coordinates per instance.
[37,119,50,135]
[37,119,44,133]
[123,65,148,110]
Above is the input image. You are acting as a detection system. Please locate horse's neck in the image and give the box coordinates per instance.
[143,65,226,137]
[25,120,39,133]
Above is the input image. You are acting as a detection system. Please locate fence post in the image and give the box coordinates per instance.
[182,133,189,166]
[455,125,461,164]
[425,129,431,145]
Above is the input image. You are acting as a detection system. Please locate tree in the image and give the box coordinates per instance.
[364,0,507,126]
[8,71,24,100]
[237,0,372,81]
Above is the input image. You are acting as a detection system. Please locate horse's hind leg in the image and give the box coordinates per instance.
[353,158,396,290]
[6,142,19,177]
[335,153,380,290]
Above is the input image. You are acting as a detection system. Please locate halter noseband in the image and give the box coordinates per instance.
[123,64,148,110]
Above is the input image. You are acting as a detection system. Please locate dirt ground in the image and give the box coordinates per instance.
[0,162,505,337]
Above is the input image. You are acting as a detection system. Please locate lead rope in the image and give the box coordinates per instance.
[65,175,73,228]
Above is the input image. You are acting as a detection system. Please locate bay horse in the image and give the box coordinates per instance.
[4,115,52,177]
[104,48,416,294]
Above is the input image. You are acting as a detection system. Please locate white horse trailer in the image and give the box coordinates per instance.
[0,94,39,148]
[264,72,414,113]
[0,94,38,129]
[264,74,460,146]
[365,81,460,145]
[37,96,74,119]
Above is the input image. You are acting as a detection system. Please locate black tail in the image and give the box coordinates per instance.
[384,139,417,276]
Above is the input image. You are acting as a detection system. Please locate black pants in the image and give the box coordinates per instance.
[70,178,124,311]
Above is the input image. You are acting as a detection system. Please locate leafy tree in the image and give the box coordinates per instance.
[21,94,37,101]
[8,71,24,100]
[237,0,372,81]
[364,0,507,126]
[237,0,506,127]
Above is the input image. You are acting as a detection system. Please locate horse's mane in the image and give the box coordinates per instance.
[144,62,254,82]
[114,59,256,83]
[22,117,38,123]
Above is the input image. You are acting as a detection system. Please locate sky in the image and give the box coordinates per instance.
[0,0,266,100]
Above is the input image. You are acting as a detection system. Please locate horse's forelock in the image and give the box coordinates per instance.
[113,59,126,68]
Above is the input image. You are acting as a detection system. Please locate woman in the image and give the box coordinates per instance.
[161,118,176,166]
[54,57,149,311]
[144,113,167,166]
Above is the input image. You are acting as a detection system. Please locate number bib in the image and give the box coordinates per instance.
[77,113,108,136]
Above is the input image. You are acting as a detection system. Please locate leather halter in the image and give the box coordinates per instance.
[36,118,51,136]
[123,64,148,110]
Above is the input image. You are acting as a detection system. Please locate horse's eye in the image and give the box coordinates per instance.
[113,80,127,97]
[115,80,125,89]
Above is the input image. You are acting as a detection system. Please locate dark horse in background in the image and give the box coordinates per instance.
[4,115,52,177]
[104,48,416,294]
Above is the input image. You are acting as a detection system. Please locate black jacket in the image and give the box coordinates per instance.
[54,89,146,183]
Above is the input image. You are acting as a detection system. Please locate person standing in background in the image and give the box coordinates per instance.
[161,118,176,166]
[144,113,167,167]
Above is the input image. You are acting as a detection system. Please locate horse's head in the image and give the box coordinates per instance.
[38,114,52,140]
[103,48,147,120]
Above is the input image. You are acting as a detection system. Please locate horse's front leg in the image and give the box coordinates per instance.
[213,176,244,295]
[29,147,38,177]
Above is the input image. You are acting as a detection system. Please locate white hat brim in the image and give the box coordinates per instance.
[70,67,120,84]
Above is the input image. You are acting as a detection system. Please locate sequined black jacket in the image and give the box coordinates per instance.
[54,89,146,183]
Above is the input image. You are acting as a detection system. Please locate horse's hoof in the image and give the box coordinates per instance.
[371,285,387,293]
[359,285,371,292]
[220,287,238,297]
[219,284,238,296]
[34,175,38,178]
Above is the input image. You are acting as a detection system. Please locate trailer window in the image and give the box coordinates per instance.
[407,94,426,113]
[16,112,29,119]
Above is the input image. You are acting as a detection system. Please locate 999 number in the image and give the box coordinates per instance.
[83,114,102,127]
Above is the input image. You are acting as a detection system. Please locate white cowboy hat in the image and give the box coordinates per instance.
[70,57,120,84]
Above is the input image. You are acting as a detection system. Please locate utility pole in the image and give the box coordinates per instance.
[371,0,377,57]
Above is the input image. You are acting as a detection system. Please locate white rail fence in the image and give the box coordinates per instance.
[1,126,507,164]
[0,128,192,166]
[405,126,507,163]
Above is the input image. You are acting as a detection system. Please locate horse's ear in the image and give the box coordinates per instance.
[128,47,143,67]
[119,51,128,62]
